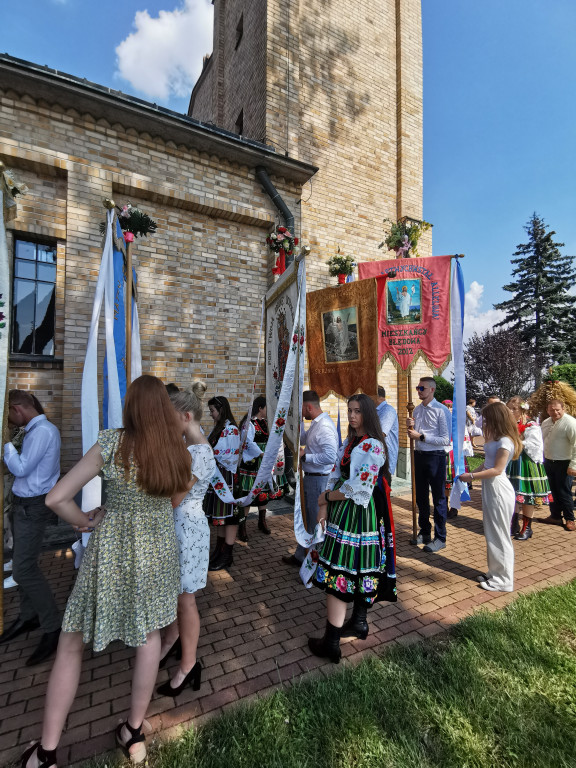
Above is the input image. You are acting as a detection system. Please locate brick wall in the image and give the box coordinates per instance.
[0,86,304,469]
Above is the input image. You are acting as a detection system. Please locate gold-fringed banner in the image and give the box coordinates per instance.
[307,279,378,399]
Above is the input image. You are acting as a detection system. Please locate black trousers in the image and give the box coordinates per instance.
[543,459,575,522]
[415,450,448,542]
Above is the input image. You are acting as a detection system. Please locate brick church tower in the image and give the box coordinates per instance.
[190,0,426,290]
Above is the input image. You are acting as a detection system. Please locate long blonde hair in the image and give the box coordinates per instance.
[482,402,523,459]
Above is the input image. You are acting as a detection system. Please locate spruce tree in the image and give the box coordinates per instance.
[493,213,576,386]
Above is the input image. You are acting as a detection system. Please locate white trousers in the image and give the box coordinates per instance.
[482,474,515,590]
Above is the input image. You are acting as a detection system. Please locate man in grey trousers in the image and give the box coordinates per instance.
[0,390,61,665]
[282,390,339,566]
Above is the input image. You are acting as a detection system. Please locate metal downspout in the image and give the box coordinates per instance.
[255,165,296,267]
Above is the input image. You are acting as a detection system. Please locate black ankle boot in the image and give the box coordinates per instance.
[258,510,271,534]
[511,512,521,537]
[208,543,234,571]
[308,621,341,663]
[237,521,248,542]
[514,518,533,540]
[209,537,225,565]
[340,601,369,640]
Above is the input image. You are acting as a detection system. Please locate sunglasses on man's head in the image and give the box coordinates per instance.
[416,386,429,391]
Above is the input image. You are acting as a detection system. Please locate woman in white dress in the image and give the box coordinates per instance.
[156,381,216,697]
[459,402,522,593]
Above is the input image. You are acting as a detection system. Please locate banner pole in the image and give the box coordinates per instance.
[407,369,417,540]
[125,240,133,385]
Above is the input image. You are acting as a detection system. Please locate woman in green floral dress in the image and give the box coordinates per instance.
[309,394,397,663]
[20,375,192,768]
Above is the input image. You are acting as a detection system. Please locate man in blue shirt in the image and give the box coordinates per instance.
[375,386,399,475]
[0,390,61,665]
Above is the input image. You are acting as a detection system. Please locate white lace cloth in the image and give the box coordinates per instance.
[327,437,385,508]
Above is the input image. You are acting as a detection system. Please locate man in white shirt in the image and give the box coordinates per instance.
[0,390,61,665]
[407,377,451,552]
[541,399,576,531]
[375,386,399,475]
[282,390,338,566]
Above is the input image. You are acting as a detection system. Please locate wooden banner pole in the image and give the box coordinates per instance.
[125,240,133,385]
[407,369,417,541]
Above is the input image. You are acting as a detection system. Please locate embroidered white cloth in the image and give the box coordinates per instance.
[327,438,385,508]
[212,421,241,472]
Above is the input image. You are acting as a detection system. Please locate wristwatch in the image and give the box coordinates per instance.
[419,434,425,442]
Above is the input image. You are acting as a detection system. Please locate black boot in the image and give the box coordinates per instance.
[340,601,369,640]
[209,537,225,566]
[258,509,271,535]
[208,543,234,571]
[237,521,248,542]
[308,621,341,663]
[511,512,521,537]
[514,517,533,541]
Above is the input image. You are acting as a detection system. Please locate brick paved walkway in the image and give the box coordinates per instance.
[1,488,575,766]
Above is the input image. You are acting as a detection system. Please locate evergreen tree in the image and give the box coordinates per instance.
[493,213,576,386]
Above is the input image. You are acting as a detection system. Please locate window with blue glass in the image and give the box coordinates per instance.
[12,239,57,356]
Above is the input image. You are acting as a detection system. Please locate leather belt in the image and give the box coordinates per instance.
[304,472,331,477]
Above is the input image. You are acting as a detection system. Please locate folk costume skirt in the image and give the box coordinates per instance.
[313,479,397,605]
[203,467,246,526]
[237,455,281,506]
[507,450,552,506]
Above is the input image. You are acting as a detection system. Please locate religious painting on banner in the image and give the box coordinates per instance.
[358,256,452,373]
[265,259,302,454]
[307,279,378,399]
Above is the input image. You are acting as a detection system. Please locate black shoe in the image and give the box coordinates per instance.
[208,537,225,566]
[208,544,234,571]
[447,507,459,519]
[258,510,271,535]
[21,742,57,768]
[281,554,302,567]
[0,616,40,645]
[340,603,369,640]
[308,621,341,663]
[237,522,248,542]
[514,520,533,541]
[115,721,147,764]
[156,661,202,697]
[409,533,431,546]
[159,637,182,668]
[26,628,61,666]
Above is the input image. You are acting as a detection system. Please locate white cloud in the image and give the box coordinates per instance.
[115,1,213,102]
[463,280,506,342]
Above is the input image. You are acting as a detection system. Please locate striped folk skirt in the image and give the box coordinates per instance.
[313,479,397,605]
[507,451,552,506]
[237,456,282,506]
[203,468,246,526]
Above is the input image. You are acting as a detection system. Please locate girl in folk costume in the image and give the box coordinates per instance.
[204,396,243,572]
[237,396,284,537]
[21,376,192,767]
[460,402,523,592]
[505,396,552,541]
[442,400,473,519]
[309,395,397,663]
[156,381,216,697]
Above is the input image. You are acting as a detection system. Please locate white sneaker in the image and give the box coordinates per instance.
[478,580,513,592]
[3,560,12,573]
[3,575,18,589]
[476,574,489,583]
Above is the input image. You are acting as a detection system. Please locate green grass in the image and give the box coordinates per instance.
[467,453,485,472]
[85,581,576,768]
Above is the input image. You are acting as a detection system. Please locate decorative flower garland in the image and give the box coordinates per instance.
[267,225,298,276]
[379,217,431,258]
[100,203,158,241]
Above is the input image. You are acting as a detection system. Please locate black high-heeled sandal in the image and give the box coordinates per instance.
[156,660,202,697]
[159,637,182,668]
[115,721,147,764]
[21,742,57,768]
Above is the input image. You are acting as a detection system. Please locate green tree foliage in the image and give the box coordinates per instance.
[549,364,576,390]
[493,214,576,386]
[434,375,453,402]
[464,328,533,401]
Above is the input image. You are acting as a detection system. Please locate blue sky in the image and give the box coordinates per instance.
[2,1,575,337]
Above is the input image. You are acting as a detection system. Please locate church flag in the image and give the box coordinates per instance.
[306,279,379,399]
[358,256,452,373]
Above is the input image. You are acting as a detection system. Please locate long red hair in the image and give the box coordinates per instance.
[116,375,191,496]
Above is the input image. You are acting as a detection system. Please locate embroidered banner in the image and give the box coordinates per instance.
[265,259,301,455]
[306,279,378,399]
[358,256,452,373]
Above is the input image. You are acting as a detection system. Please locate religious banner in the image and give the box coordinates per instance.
[265,258,302,454]
[307,279,378,399]
[358,255,452,373]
